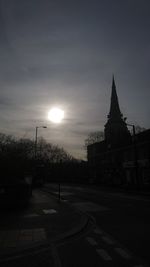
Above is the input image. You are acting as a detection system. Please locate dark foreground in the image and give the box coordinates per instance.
[0,183,150,267]
[46,183,150,267]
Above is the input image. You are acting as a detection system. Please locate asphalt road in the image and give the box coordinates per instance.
[47,183,150,267]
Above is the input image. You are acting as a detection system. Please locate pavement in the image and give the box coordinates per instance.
[0,187,89,266]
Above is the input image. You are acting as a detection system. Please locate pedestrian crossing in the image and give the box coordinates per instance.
[85,226,146,267]
[44,185,149,267]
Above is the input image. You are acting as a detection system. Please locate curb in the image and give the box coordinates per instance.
[0,193,93,263]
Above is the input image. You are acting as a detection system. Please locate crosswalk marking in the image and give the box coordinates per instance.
[86,237,98,246]
[43,209,57,214]
[114,247,131,259]
[0,228,47,248]
[96,249,112,261]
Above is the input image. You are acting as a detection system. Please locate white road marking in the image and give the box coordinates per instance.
[86,237,98,246]
[0,228,47,248]
[93,228,103,235]
[96,249,112,261]
[102,235,114,245]
[114,247,131,259]
[43,209,57,214]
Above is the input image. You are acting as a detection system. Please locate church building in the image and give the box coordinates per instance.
[87,78,150,188]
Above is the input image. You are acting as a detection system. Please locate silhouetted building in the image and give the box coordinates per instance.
[105,76,131,148]
[88,78,150,187]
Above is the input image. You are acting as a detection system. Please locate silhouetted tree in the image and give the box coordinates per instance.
[0,133,76,182]
[35,137,75,163]
[85,131,104,148]
[135,125,146,134]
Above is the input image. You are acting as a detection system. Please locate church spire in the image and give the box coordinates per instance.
[104,76,131,147]
[108,76,122,120]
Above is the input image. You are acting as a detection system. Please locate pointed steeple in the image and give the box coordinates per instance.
[104,77,131,147]
[108,76,122,120]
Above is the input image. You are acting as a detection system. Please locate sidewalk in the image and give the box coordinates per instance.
[0,188,88,261]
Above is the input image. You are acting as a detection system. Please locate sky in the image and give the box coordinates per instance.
[0,0,150,160]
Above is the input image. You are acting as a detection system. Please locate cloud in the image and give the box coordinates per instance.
[0,0,150,159]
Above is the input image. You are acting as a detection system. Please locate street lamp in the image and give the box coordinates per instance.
[126,123,139,189]
[35,126,47,159]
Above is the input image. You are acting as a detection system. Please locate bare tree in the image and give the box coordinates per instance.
[85,131,104,148]
[0,133,75,182]
[36,137,75,163]
[134,125,146,134]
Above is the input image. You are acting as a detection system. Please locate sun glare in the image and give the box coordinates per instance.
[48,107,64,123]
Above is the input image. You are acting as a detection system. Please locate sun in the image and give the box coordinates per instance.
[48,107,64,123]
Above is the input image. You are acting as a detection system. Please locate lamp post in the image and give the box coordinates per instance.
[126,123,139,189]
[35,126,47,159]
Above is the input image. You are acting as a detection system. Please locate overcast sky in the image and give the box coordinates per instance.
[0,0,150,159]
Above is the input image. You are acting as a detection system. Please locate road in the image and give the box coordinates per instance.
[45,183,150,267]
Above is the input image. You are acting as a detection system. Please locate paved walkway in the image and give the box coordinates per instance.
[0,189,87,259]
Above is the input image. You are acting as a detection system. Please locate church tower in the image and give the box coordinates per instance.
[104,77,131,148]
